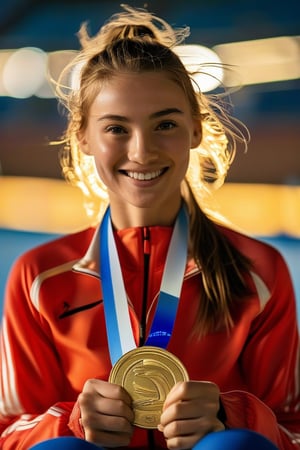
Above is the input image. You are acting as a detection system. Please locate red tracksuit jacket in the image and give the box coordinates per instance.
[0,224,299,448]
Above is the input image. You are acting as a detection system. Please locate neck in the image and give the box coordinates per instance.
[109,200,183,230]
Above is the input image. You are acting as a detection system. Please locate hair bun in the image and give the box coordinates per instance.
[114,24,156,40]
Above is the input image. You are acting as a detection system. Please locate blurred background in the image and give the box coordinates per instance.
[0,0,299,185]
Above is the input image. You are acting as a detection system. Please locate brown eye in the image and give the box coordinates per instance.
[157,121,176,131]
[106,125,127,134]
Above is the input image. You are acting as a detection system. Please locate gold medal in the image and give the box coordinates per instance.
[109,346,189,429]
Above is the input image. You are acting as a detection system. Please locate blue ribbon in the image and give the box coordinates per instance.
[100,205,189,365]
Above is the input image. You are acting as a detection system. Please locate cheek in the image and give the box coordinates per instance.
[93,153,109,175]
[86,132,111,161]
[181,154,190,176]
[92,146,119,184]
[178,140,191,176]
[175,135,191,165]
[92,159,113,187]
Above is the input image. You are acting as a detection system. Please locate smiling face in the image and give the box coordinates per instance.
[78,71,201,228]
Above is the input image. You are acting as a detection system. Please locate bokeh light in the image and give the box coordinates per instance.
[174,44,223,92]
[2,47,47,98]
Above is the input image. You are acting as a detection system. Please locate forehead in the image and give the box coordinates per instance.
[89,71,190,115]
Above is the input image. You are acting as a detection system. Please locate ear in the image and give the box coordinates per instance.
[76,131,90,155]
[191,120,202,149]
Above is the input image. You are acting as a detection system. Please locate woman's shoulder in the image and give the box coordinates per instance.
[217,223,289,277]
[13,227,96,273]
[217,223,279,253]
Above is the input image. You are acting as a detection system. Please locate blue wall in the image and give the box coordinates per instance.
[0,228,60,315]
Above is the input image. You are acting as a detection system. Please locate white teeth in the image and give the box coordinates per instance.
[127,170,162,181]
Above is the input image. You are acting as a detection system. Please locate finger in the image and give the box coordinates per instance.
[83,378,133,406]
[162,418,224,450]
[161,384,220,429]
[79,392,134,424]
[82,403,134,447]
[160,397,220,427]
[162,416,224,439]
[79,383,135,448]
[80,397,134,430]
[164,381,220,410]
[85,427,133,448]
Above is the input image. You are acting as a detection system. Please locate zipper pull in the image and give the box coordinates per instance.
[143,227,150,255]
[140,227,150,346]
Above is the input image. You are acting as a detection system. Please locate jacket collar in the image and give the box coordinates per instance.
[72,223,200,279]
[73,225,100,277]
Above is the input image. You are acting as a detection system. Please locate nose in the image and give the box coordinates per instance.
[127,130,158,164]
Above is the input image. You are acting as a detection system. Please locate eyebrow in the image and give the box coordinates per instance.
[96,108,183,122]
[150,108,183,118]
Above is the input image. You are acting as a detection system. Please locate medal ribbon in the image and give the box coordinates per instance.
[100,205,189,365]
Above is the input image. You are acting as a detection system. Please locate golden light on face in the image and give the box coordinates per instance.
[65,83,230,222]
[76,72,203,224]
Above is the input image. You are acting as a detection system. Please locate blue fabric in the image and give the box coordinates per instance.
[28,430,278,449]
[28,437,102,449]
[193,429,278,449]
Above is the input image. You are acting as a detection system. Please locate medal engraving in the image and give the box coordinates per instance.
[109,346,189,428]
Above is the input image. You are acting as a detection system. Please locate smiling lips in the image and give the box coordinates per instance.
[123,168,166,181]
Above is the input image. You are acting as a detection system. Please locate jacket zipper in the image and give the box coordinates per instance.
[140,227,150,346]
[140,228,156,448]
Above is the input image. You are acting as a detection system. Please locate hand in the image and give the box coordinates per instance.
[158,381,224,450]
[78,378,134,447]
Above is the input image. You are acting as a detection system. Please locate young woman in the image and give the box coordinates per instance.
[0,5,299,450]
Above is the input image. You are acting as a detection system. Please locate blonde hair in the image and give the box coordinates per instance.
[54,4,248,220]
[53,4,253,335]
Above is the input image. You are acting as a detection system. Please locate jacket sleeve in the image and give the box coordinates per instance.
[0,255,84,449]
[0,403,81,449]
[221,247,300,449]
